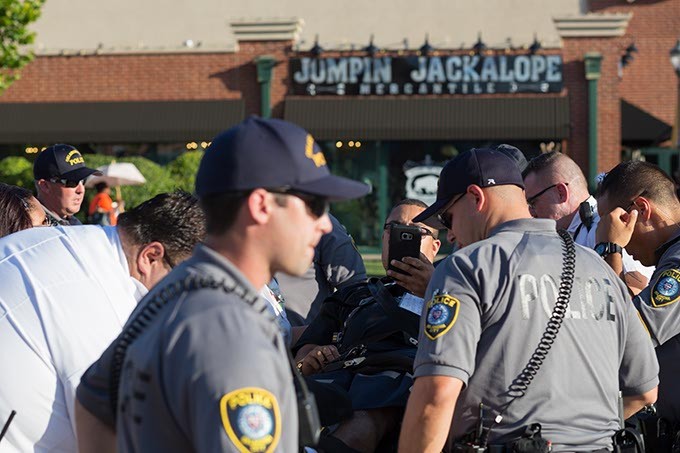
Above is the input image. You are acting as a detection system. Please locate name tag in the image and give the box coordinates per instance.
[399,293,424,315]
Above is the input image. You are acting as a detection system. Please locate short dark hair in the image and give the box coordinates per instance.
[522,150,562,178]
[598,161,678,208]
[0,183,36,238]
[95,182,108,192]
[391,198,439,239]
[393,198,428,210]
[117,191,206,265]
[200,191,251,235]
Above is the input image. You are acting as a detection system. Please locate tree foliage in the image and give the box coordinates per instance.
[0,0,44,92]
[0,155,33,187]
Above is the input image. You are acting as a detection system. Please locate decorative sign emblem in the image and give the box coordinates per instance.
[405,165,443,206]
[425,294,460,340]
[220,387,281,453]
[652,269,680,307]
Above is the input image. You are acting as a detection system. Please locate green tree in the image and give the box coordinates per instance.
[167,150,203,193]
[0,0,44,92]
[0,155,33,187]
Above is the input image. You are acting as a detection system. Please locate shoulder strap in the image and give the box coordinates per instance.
[109,275,260,417]
[108,273,321,446]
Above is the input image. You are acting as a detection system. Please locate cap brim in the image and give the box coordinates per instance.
[292,175,371,202]
[61,167,103,181]
[411,197,451,229]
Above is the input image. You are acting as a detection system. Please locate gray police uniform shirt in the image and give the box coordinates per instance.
[276,213,366,324]
[634,230,680,423]
[79,245,298,453]
[414,219,658,451]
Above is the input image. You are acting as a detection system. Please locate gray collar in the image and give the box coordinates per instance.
[187,244,269,312]
[489,218,558,237]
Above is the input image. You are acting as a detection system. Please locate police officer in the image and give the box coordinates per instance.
[523,150,654,295]
[33,144,102,226]
[597,161,680,427]
[75,117,370,453]
[398,148,659,452]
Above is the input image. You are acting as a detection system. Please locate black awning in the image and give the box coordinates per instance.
[0,100,245,144]
[284,97,570,140]
[621,100,672,144]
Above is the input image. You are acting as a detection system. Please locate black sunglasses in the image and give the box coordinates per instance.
[267,188,329,218]
[624,190,647,212]
[383,221,436,238]
[526,182,567,207]
[50,178,86,188]
[437,193,465,230]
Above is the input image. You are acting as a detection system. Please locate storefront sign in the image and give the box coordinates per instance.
[291,55,563,96]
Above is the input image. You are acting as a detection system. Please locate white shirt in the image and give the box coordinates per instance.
[568,196,655,280]
[0,226,147,453]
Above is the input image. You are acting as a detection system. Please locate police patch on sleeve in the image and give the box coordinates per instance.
[220,387,281,453]
[425,294,460,340]
[651,269,680,308]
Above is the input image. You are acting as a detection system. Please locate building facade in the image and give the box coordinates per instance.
[0,0,678,246]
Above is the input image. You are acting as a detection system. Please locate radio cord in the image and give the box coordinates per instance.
[479,229,576,446]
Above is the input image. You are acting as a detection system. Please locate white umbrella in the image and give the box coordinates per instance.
[85,162,146,189]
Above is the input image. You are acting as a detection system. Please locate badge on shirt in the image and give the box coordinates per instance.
[651,269,680,308]
[220,387,281,453]
[425,294,460,340]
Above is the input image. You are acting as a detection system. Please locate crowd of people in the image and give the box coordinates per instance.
[0,116,679,453]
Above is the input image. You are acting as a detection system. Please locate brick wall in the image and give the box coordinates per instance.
[590,0,680,127]
[562,36,628,173]
[0,41,293,116]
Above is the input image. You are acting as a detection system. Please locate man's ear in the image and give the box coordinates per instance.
[431,238,442,256]
[135,241,167,280]
[37,179,50,194]
[469,185,485,212]
[246,188,273,225]
[634,197,652,222]
[556,182,570,203]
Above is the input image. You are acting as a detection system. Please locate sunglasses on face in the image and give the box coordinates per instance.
[526,183,561,209]
[437,193,465,230]
[383,221,436,238]
[50,178,85,188]
[267,188,330,218]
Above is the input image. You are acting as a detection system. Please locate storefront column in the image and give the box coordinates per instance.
[376,141,388,233]
[584,52,602,192]
[255,55,276,118]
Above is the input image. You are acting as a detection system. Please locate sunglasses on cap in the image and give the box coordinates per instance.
[49,178,86,188]
[267,187,330,218]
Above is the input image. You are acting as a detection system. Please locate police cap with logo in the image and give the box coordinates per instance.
[413,147,525,228]
[33,144,102,182]
[196,116,370,201]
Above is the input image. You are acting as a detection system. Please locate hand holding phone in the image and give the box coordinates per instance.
[388,224,422,275]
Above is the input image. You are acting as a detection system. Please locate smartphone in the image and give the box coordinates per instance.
[388,224,422,275]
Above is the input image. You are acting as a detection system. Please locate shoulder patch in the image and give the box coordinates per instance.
[651,269,680,308]
[220,387,281,453]
[425,294,460,340]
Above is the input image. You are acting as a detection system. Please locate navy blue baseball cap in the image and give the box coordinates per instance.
[33,144,102,181]
[495,144,528,173]
[195,116,370,201]
[413,147,525,228]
